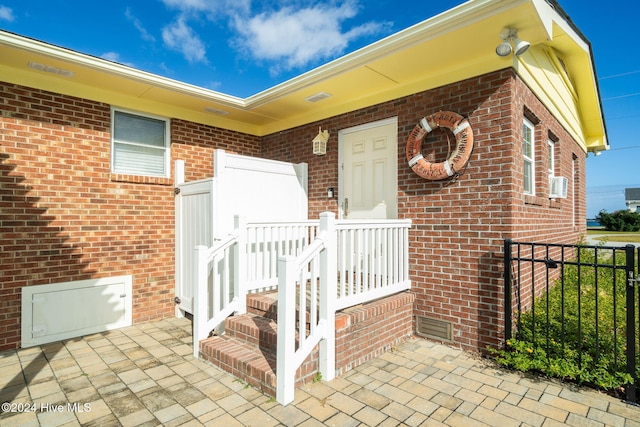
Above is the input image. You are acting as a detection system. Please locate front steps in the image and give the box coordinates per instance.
[198,290,415,397]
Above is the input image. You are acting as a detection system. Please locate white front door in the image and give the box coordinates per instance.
[340,118,398,219]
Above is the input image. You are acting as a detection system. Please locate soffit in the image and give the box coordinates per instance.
[0,0,606,150]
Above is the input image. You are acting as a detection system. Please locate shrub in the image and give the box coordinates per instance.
[596,209,640,232]
[490,246,639,394]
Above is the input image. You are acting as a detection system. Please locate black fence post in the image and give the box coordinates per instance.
[625,244,637,403]
[504,239,512,345]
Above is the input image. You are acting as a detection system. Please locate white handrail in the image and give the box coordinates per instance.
[276,212,336,405]
[191,212,411,398]
[192,219,241,357]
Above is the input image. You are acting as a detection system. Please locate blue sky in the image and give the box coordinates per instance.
[1,0,638,218]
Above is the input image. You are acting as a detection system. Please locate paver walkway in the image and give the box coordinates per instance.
[1,317,639,426]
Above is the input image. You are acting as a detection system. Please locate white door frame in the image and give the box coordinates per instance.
[338,117,398,219]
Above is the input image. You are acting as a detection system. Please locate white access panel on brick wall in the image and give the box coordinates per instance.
[21,276,132,348]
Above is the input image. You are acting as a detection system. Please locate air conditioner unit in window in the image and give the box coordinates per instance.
[549,176,568,199]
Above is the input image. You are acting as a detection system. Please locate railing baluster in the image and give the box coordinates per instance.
[338,229,346,298]
[625,244,637,403]
[299,266,306,348]
[381,228,388,288]
[310,255,318,336]
[236,216,246,314]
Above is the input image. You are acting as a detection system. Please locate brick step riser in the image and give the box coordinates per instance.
[199,292,321,398]
[223,315,278,353]
[245,292,317,327]
[224,314,309,354]
[199,336,277,396]
[199,334,319,398]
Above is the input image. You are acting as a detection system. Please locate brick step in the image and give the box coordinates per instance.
[199,312,320,397]
[246,291,278,320]
[198,291,318,398]
[246,290,318,327]
[198,290,414,399]
[223,313,278,353]
[199,334,277,396]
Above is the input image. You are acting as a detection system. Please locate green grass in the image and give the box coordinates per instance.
[586,229,640,243]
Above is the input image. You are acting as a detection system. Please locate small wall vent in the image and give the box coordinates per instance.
[416,316,453,342]
[304,92,332,103]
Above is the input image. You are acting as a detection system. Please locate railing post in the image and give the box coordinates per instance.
[174,160,185,318]
[403,225,409,283]
[319,212,336,382]
[234,215,247,314]
[276,255,296,405]
[624,244,637,403]
[193,245,208,358]
[504,239,513,344]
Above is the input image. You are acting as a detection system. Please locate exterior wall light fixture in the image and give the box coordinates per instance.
[496,28,530,57]
[312,126,330,156]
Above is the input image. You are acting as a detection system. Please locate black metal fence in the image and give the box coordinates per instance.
[503,239,639,403]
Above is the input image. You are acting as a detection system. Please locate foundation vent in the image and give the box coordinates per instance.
[416,316,453,342]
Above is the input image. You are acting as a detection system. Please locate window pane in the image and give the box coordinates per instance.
[524,160,532,193]
[113,142,165,175]
[114,111,165,148]
[523,124,532,157]
[112,110,168,177]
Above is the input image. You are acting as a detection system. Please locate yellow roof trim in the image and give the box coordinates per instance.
[0,0,607,150]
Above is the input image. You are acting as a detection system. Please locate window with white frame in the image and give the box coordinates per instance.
[547,139,555,179]
[111,109,170,177]
[523,118,535,195]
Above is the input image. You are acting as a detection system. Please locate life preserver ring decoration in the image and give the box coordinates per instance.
[406,111,474,180]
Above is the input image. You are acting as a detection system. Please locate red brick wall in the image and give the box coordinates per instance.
[0,81,260,350]
[335,291,415,375]
[0,68,587,353]
[261,69,586,352]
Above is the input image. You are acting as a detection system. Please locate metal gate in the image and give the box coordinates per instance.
[503,239,639,403]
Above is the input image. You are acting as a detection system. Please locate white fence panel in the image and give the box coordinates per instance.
[176,151,308,315]
[175,177,215,314]
[213,150,308,239]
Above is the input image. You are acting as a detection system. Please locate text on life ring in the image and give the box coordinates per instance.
[405,111,474,180]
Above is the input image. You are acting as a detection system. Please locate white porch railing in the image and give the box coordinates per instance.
[193,219,241,355]
[192,212,411,404]
[335,219,411,309]
[277,212,337,404]
[243,220,319,290]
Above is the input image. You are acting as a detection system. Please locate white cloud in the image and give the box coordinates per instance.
[101,52,135,68]
[232,1,389,72]
[205,80,222,91]
[162,16,208,63]
[0,5,15,22]
[101,52,120,62]
[125,8,156,42]
[155,0,389,73]
[160,0,250,17]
